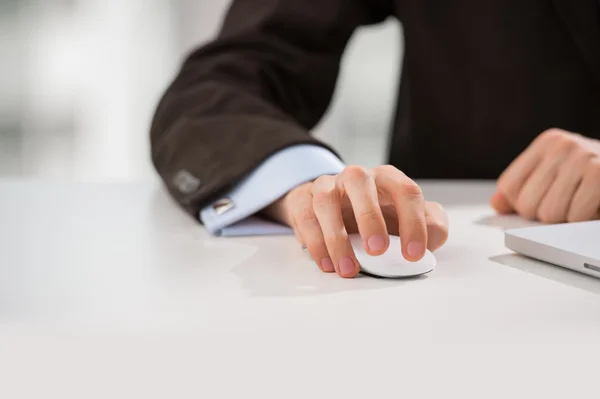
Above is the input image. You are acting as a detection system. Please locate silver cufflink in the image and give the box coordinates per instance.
[212,198,235,215]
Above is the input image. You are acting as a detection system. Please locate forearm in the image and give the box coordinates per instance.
[150,82,331,214]
[150,0,390,216]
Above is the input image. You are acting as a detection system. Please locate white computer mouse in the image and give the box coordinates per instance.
[348,234,436,278]
[303,234,436,278]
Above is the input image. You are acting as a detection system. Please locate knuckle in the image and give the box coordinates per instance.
[342,165,370,182]
[286,186,305,203]
[404,210,428,232]
[402,208,427,229]
[550,141,576,158]
[312,189,339,208]
[539,128,567,143]
[323,231,348,248]
[296,205,317,223]
[313,174,333,187]
[549,131,578,151]
[373,164,398,175]
[356,207,382,222]
[571,147,595,161]
[412,215,428,229]
[400,181,423,198]
[560,136,579,152]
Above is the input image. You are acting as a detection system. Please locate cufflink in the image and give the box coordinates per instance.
[212,197,235,215]
[172,170,201,194]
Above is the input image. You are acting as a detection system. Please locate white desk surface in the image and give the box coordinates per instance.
[1,179,599,398]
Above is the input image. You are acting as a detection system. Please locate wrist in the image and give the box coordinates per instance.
[260,190,294,227]
[260,182,312,227]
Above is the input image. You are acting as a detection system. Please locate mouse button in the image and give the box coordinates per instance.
[348,234,365,250]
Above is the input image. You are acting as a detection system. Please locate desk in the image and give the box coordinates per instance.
[1,179,599,398]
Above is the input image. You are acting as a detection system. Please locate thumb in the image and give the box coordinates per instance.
[490,191,514,214]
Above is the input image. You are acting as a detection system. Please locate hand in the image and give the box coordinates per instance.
[262,165,449,278]
[491,128,600,223]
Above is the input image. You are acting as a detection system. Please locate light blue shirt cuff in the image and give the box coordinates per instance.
[200,144,345,236]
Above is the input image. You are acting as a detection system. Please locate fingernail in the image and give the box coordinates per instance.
[339,257,356,276]
[407,242,424,258]
[321,258,334,272]
[367,235,385,252]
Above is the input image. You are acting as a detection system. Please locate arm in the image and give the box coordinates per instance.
[150,0,392,217]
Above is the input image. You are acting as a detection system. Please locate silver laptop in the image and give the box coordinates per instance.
[505,220,600,279]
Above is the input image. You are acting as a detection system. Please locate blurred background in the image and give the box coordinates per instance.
[0,0,403,182]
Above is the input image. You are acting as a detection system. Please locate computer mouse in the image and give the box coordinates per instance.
[348,234,436,278]
[303,234,436,278]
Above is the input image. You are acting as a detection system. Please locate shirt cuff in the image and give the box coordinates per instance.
[200,144,345,236]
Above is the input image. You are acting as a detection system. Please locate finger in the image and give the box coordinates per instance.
[283,185,310,245]
[374,166,427,262]
[490,191,514,214]
[424,201,449,252]
[288,185,334,273]
[336,166,389,255]
[514,154,563,220]
[497,129,561,205]
[567,159,600,222]
[311,175,360,278]
[537,151,589,223]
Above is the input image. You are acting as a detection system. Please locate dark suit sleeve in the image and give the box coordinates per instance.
[150,0,392,215]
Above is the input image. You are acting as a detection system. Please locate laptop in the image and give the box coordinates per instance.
[505,220,600,279]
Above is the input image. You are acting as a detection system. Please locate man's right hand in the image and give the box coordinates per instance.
[262,165,449,278]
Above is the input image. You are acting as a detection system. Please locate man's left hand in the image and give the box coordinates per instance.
[491,128,600,223]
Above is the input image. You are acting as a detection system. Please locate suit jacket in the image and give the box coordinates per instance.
[150,0,600,216]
